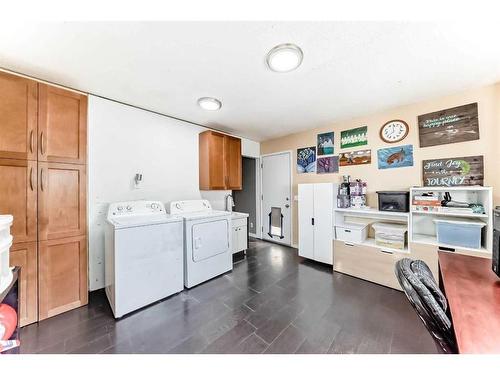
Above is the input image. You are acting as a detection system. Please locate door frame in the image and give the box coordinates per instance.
[238,155,262,240]
[259,150,293,246]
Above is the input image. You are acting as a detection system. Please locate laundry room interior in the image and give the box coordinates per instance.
[1,3,500,370]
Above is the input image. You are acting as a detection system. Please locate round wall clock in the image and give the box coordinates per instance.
[379,119,409,143]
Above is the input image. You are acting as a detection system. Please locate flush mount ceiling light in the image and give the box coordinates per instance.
[266,43,303,73]
[197,97,222,111]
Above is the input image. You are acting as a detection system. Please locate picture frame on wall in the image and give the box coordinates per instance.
[317,132,334,156]
[377,145,414,169]
[340,126,368,149]
[418,103,479,148]
[339,149,371,166]
[297,146,316,173]
[422,155,484,187]
[317,156,339,174]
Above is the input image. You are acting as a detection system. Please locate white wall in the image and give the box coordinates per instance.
[88,96,260,290]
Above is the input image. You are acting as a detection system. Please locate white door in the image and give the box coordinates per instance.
[313,183,333,265]
[298,184,314,259]
[261,152,292,246]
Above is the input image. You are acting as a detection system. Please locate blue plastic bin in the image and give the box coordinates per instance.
[433,218,486,249]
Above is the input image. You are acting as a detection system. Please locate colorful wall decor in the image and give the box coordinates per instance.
[377,145,414,169]
[340,126,368,149]
[297,146,316,173]
[317,156,339,174]
[422,155,484,187]
[418,103,479,148]
[339,149,371,166]
[317,132,334,156]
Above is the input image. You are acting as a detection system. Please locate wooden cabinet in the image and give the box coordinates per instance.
[0,72,38,160]
[0,71,88,325]
[199,130,242,190]
[9,241,37,326]
[38,162,86,241]
[0,159,37,244]
[224,136,242,190]
[38,84,87,164]
[38,235,88,320]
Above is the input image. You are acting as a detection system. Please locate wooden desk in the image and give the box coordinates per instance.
[439,252,500,353]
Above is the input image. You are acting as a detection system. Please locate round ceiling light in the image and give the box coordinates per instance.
[266,43,303,73]
[197,97,222,111]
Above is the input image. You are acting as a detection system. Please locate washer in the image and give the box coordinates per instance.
[170,200,232,288]
[105,200,183,318]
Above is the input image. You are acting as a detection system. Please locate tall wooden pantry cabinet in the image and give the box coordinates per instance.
[0,71,88,326]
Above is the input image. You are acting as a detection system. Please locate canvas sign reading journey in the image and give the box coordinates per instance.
[340,126,368,149]
[422,155,484,187]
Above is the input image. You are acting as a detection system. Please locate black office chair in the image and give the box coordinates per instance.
[395,258,458,354]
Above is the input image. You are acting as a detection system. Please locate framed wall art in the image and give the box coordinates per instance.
[377,145,414,169]
[317,132,334,156]
[339,149,371,166]
[297,146,316,173]
[422,155,484,187]
[418,103,479,148]
[340,126,367,149]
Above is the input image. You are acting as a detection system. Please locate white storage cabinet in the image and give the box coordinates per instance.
[298,183,337,265]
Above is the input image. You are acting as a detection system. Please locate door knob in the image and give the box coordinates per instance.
[285,204,290,208]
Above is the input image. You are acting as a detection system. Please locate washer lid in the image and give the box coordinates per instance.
[109,214,182,229]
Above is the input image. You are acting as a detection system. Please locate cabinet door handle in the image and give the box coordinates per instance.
[29,130,34,153]
[40,131,45,155]
[40,168,45,191]
[344,242,355,247]
[29,167,34,191]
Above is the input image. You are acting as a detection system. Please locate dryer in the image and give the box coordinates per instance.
[105,200,183,318]
[170,200,232,288]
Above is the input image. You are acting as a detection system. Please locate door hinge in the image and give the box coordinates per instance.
[311,218,315,226]
[261,194,263,200]
[260,163,263,168]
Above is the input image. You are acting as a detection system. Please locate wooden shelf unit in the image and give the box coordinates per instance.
[333,186,494,291]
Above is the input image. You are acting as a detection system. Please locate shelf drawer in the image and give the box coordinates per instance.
[333,240,405,290]
[231,218,247,228]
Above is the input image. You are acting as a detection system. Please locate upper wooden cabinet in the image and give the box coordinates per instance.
[0,72,38,160]
[224,135,242,190]
[0,158,37,244]
[38,162,86,241]
[38,84,87,164]
[199,131,242,190]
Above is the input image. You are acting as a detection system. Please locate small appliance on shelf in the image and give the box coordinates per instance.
[377,191,409,212]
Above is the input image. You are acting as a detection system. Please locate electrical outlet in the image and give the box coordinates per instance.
[250,222,254,228]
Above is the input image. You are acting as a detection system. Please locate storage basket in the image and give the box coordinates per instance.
[434,218,485,249]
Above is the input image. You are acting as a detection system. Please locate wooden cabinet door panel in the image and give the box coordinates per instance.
[10,241,38,326]
[0,159,37,243]
[0,71,37,160]
[224,136,242,190]
[38,235,88,320]
[208,132,226,189]
[38,162,86,241]
[38,84,87,164]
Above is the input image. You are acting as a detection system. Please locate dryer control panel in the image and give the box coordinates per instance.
[107,200,165,218]
[169,200,212,215]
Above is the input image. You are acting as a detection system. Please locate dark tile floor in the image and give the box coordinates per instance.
[19,239,439,354]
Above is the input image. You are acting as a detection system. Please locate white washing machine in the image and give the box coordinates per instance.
[170,200,232,288]
[105,200,183,318]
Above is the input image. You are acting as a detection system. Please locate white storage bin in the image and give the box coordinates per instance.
[335,222,368,243]
[372,222,407,250]
[0,215,13,293]
[434,218,485,250]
